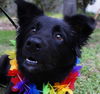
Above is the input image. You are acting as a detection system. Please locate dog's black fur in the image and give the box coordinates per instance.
[0,0,96,94]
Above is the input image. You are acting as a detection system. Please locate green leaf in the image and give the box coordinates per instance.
[9,40,16,46]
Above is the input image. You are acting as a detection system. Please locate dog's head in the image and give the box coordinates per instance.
[16,0,96,81]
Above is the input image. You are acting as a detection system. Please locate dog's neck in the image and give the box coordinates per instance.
[25,57,80,87]
[27,66,73,87]
[8,64,82,94]
[8,53,81,93]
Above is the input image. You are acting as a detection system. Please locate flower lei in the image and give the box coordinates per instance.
[6,51,82,94]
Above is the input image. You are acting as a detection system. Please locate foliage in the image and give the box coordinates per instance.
[9,40,16,47]
[0,0,8,16]
[0,0,16,16]
[0,0,97,16]
[0,0,63,14]
[0,0,7,8]
[77,0,96,12]
[33,0,63,12]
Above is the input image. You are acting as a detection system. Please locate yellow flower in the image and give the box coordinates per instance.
[54,83,73,94]
[10,59,18,70]
[57,88,73,94]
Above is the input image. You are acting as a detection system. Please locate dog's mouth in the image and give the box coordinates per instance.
[24,57,38,66]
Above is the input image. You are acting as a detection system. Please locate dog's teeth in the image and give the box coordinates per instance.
[26,59,38,64]
[26,59,31,62]
[34,61,38,64]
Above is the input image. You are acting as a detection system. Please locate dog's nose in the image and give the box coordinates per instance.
[25,38,42,51]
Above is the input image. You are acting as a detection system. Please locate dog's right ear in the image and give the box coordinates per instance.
[15,0,44,27]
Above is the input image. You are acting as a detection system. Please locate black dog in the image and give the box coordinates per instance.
[0,0,96,94]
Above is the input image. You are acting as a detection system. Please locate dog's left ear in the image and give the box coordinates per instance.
[64,14,96,56]
[15,0,44,27]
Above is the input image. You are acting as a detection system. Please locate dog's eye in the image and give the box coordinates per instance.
[55,34,64,41]
[31,22,41,32]
[31,28,37,32]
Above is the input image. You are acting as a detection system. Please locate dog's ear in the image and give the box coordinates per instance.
[64,14,96,56]
[15,0,44,27]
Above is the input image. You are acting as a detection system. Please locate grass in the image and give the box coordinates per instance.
[74,29,100,94]
[0,30,16,55]
[46,12,63,18]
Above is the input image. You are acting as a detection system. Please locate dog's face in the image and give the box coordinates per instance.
[16,0,95,81]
